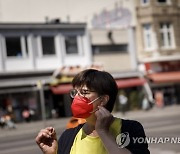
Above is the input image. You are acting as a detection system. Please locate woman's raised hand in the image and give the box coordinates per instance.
[35,127,58,154]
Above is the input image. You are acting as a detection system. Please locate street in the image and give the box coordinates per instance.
[0,105,180,154]
[0,118,69,154]
[139,113,180,153]
[0,129,65,154]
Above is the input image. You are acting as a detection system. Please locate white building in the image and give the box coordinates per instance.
[0,23,92,121]
[0,0,154,121]
[136,0,180,106]
[0,0,138,72]
[0,23,91,73]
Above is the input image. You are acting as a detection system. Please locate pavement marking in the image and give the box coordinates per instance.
[0,144,38,154]
[0,138,35,150]
[149,148,180,154]
[146,123,180,133]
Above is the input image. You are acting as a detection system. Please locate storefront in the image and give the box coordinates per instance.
[145,61,180,107]
[50,66,151,113]
[0,74,53,122]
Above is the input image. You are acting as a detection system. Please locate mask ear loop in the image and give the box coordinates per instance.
[89,96,101,113]
[88,96,101,105]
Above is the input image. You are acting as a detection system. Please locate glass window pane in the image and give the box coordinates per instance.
[160,23,163,29]
[157,0,167,3]
[142,0,149,4]
[167,32,171,46]
[147,34,151,48]
[65,36,78,54]
[144,24,150,30]
[6,37,22,57]
[25,36,28,55]
[42,36,55,55]
[160,22,174,48]
[160,33,165,46]
[143,23,153,50]
[92,44,127,54]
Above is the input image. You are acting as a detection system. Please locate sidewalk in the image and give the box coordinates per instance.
[0,104,180,138]
[150,148,180,154]
[0,117,70,138]
[113,104,180,120]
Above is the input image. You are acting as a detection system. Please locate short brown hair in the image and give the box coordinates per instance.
[72,69,118,112]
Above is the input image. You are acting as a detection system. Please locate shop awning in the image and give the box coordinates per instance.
[50,84,73,94]
[51,78,146,94]
[147,71,180,83]
[116,78,146,88]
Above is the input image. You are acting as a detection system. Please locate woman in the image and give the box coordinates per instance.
[36,69,150,154]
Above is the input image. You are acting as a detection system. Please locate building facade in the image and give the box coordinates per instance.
[0,0,139,73]
[0,0,159,122]
[136,0,180,106]
[0,23,92,122]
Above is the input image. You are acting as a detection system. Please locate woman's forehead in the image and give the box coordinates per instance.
[75,85,88,90]
[75,85,96,91]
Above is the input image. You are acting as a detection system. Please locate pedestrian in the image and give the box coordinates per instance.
[0,115,6,128]
[22,108,31,122]
[142,94,151,111]
[119,93,128,115]
[4,114,16,129]
[35,69,150,154]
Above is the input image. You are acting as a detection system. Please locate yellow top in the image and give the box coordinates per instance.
[70,117,122,154]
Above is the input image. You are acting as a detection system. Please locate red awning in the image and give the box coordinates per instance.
[147,71,180,83]
[116,78,146,88]
[51,78,146,94]
[51,84,73,94]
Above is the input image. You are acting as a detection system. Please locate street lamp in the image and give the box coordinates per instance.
[37,80,46,127]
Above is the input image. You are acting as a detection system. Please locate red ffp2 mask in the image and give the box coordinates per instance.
[71,95,100,119]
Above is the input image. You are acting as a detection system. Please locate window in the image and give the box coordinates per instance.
[157,0,171,4]
[5,36,28,58]
[141,0,150,5]
[143,24,154,51]
[158,0,167,2]
[92,44,127,54]
[24,36,28,55]
[41,36,55,55]
[65,36,78,54]
[160,23,175,49]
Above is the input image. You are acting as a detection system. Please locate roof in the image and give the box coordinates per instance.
[139,54,180,63]
[111,70,144,79]
[147,71,180,83]
[51,78,146,95]
[0,22,86,30]
[0,76,51,88]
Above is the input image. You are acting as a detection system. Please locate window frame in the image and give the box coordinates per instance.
[141,0,150,6]
[41,36,56,56]
[4,35,29,59]
[36,35,57,57]
[156,0,171,5]
[159,23,175,49]
[143,24,154,52]
[63,35,79,56]
[92,44,128,55]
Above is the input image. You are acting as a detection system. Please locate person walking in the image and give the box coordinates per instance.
[22,108,31,122]
[36,69,150,154]
[119,93,128,115]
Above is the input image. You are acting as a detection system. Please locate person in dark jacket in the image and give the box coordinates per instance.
[36,69,150,154]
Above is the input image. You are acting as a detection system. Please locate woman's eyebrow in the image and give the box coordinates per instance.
[81,89,89,91]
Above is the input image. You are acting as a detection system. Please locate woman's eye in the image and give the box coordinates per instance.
[81,90,90,95]
[82,92,89,95]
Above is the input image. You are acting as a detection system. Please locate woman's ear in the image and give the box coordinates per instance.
[100,95,109,106]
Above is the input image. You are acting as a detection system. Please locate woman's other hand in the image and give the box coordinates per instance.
[95,106,114,133]
[35,127,58,154]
